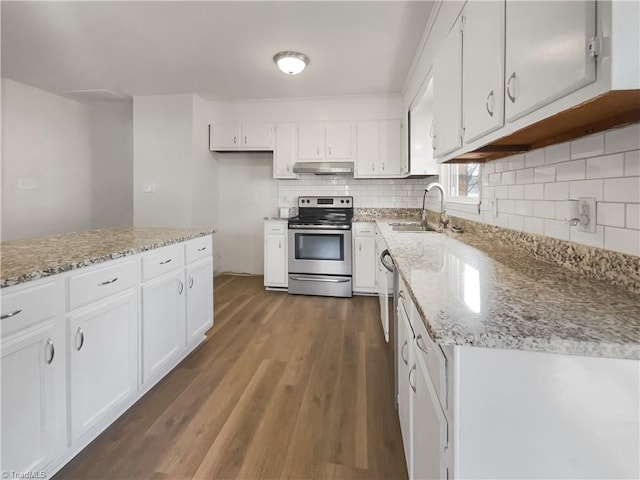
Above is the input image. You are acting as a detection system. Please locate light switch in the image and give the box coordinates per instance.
[143,183,156,193]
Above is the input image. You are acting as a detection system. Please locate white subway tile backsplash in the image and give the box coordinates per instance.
[545,142,571,164]
[586,153,625,179]
[569,179,603,200]
[571,133,604,159]
[495,185,509,198]
[494,159,509,173]
[508,185,524,199]
[625,150,640,177]
[507,155,525,171]
[508,214,525,231]
[544,219,570,241]
[501,171,516,185]
[570,225,604,249]
[482,162,495,174]
[555,159,586,182]
[603,177,640,203]
[544,182,570,200]
[515,200,533,216]
[523,216,544,235]
[533,200,556,219]
[489,173,501,185]
[499,199,516,214]
[605,124,640,154]
[604,227,640,256]
[596,202,625,227]
[525,150,545,168]
[524,183,544,200]
[534,166,556,183]
[626,204,639,230]
[516,168,534,184]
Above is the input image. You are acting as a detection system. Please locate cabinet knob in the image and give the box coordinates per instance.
[234,135,237,144]
[372,162,375,172]
[244,136,248,145]
[401,340,408,365]
[408,364,417,393]
[189,276,194,289]
[507,72,517,103]
[279,240,282,249]
[46,338,55,365]
[76,327,84,351]
[486,90,495,117]
[316,147,320,156]
[328,147,332,156]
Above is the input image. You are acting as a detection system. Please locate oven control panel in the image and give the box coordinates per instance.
[297,196,353,208]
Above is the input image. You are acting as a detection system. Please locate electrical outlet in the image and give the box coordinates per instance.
[577,197,597,233]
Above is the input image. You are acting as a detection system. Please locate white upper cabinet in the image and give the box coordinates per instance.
[408,77,439,175]
[274,123,297,179]
[297,122,325,159]
[433,16,463,157]
[355,120,402,178]
[297,121,355,161]
[463,1,506,143]
[504,1,596,122]
[210,123,274,151]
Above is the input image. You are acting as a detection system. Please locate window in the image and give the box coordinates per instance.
[447,163,480,201]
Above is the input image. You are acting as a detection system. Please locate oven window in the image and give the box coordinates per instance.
[295,233,344,261]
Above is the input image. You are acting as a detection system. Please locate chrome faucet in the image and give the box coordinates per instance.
[422,182,449,229]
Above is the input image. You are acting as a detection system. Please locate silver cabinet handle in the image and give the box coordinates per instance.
[316,146,320,156]
[328,146,332,156]
[189,276,194,289]
[278,240,282,249]
[244,136,247,145]
[486,90,495,117]
[233,135,237,144]
[197,247,207,252]
[1,309,22,320]
[416,334,428,354]
[97,277,118,286]
[46,338,55,364]
[507,72,517,103]
[372,162,375,172]
[382,162,385,171]
[360,229,371,234]
[359,242,362,252]
[380,249,394,272]
[76,327,84,351]
[401,340,408,365]
[159,258,172,265]
[286,164,290,172]
[178,281,184,294]
[409,364,417,393]
[289,275,350,283]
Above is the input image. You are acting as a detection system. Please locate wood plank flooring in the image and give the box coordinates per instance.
[55,275,407,480]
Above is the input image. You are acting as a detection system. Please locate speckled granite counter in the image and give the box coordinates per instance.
[0,227,214,288]
[376,220,640,360]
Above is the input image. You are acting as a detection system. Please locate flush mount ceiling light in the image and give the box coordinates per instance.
[273,51,309,75]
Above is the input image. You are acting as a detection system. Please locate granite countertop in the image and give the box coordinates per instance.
[376,219,640,360]
[1,227,215,288]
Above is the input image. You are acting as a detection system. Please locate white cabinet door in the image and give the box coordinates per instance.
[297,122,324,159]
[241,123,274,149]
[209,123,241,150]
[505,1,596,122]
[1,321,60,474]
[397,299,414,474]
[412,346,449,480]
[408,78,440,176]
[353,236,376,292]
[433,17,463,158]
[325,121,355,159]
[186,258,214,345]
[463,1,505,143]
[379,120,402,176]
[68,291,138,441]
[274,123,297,179]
[355,120,378,177]
[264,233,287,288]
[141,271,186,384]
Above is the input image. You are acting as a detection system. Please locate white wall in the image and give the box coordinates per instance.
[217,153,277,274]
[1,78,133,241]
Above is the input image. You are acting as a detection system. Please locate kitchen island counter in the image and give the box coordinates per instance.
[376,219,640,360]
[1,226,214,288]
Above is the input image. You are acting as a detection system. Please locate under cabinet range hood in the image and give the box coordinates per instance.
[292,161,354,175]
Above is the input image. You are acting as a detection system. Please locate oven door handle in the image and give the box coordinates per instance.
[290,275,351,283]
[380,249,394,272]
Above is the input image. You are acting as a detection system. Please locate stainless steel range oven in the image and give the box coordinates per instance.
[287,196,353,297]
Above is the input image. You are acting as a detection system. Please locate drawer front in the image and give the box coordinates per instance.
[265,221,287,235]
[69,260,137,311]
[411,300,448,410]
[1,281,57,338]
[186,236,212,264]
[353,222,376,236]
[142,244,185,282]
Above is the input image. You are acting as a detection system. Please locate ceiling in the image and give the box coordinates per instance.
[1,1,434,101]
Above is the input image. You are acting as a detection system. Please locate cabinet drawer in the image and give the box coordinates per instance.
[353,222,375,236]
[1,282,57,338]
[265,221,286,235]
[69,260,137,311]
[186,236,212,264]
[411,300,448,410]
[142,245,184,282]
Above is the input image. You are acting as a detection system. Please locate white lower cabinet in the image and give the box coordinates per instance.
[353,223,376,294]
[397,293,414,475]
[186,257,214,345]
[68,290,138,441]
[141,270,186,384]
[264,220,288,288]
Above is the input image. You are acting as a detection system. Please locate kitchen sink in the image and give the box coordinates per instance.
[390,222,438,232]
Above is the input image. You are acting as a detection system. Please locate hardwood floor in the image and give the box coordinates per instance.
[55,275,407,480]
